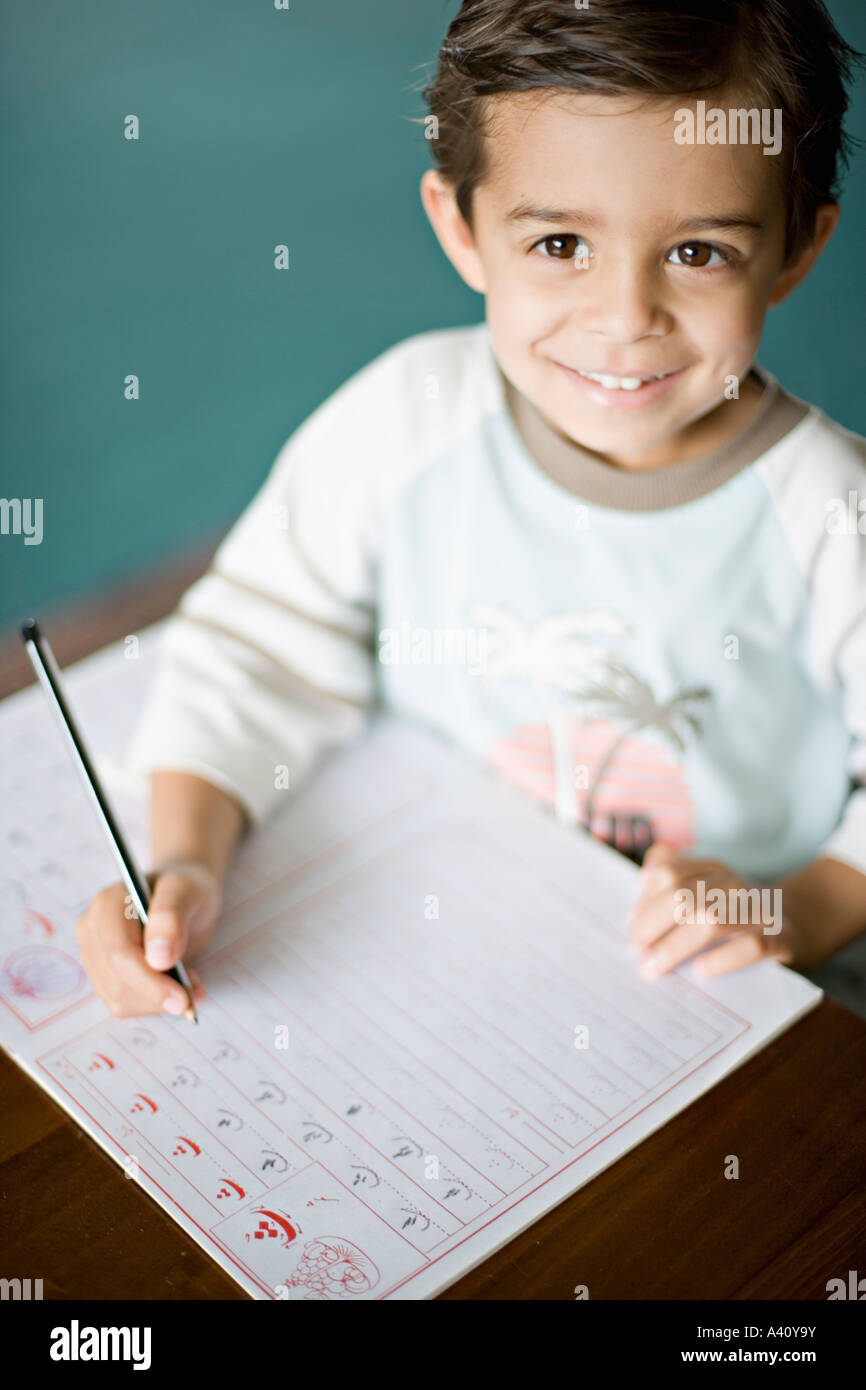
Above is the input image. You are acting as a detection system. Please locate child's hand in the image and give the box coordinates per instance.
[628,843,804,979]
[75,861,220,1017]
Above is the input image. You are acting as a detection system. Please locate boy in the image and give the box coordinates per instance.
[76,0,866,1018]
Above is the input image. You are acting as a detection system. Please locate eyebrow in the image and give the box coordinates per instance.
[504,204,763,235]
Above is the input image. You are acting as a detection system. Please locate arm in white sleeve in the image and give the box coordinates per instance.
[760,418,866,879]
[123,349,407,827]
[817,606,866,877]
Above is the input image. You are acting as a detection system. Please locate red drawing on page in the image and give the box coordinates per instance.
[87,1053,115,1072]
[2,945,84,1000]
[2,877,62,939]
[24,908,56,937]
[281,1239,379,1300]
[130,1094,158,1115]
[173,1137,201,1157]
[244,1208,300,1246]
[217,1180,246,1201]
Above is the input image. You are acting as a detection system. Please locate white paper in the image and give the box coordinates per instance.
[0,624,822,1299]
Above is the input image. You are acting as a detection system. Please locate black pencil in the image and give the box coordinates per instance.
[19,619,198,1023]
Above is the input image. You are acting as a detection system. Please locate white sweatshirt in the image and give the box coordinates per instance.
[122,321,866,883]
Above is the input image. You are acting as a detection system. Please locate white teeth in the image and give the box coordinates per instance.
[577,370,667,390]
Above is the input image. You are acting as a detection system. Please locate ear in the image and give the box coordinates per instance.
[766,202,841,308]
[419,169,488,295]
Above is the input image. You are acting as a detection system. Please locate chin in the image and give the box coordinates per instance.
[557,409,673,450]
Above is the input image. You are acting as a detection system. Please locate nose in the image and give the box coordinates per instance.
[578,251,669,343]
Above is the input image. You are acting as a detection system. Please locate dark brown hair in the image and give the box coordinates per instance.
[419,0,864,264]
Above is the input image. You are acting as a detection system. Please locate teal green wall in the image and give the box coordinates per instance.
[2,0,865,631]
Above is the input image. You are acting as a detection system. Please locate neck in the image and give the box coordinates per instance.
[498,361,810,511]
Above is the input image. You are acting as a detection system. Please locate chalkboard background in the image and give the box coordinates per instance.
[2,0,865,630]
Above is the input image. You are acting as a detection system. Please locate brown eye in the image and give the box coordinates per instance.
[669,241,728,269]
[679,242,710,266]
[536,234,588,261]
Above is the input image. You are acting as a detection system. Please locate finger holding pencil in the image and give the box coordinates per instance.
[20,619,207,1023]
[76,865,216,1021]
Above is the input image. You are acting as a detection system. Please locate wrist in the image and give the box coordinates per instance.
[147,856,225,899]
[741,878,818,971]
[770,856,866,970]
[148,769,245,885]
[775,908,822,972]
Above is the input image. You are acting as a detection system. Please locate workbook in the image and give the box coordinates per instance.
[0,623,822,1299]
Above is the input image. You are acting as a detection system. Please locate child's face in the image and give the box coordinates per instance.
[422,89,837,469]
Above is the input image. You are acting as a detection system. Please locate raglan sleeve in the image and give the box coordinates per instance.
[120,357,395,828]
[759,423,866,882]
[815,600,866,878]
[800,437,866,879]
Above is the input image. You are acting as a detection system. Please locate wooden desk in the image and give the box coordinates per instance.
[2,553,865,1300]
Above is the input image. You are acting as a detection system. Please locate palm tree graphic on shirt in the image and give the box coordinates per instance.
[470,603,629,825]
[468,602,711,842]
[578,661,711,834]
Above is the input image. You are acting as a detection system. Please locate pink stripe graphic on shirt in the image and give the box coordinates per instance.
[487,719,694,855]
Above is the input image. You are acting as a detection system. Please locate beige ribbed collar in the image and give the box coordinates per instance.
[495,356,811,511]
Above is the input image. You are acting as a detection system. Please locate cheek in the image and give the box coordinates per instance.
[681,283,764,351]
[488,268,571,342]
[486,286,551,346]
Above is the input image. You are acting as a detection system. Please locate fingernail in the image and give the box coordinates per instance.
[147,939,174,969]
[163,995,186,1015]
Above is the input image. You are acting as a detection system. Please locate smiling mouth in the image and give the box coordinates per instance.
[569,368,681,391]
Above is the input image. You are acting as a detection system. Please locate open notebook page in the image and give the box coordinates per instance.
[0,623,822,1299]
